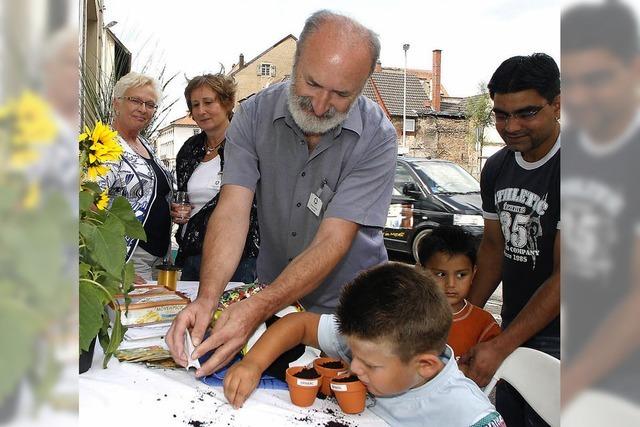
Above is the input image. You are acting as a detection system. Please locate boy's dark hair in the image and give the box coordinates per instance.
[488,53,560,103]
[562,1,639,63]
[417,225,477,267]
[336,262,452,363]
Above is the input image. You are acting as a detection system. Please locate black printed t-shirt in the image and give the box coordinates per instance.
[480,140,560,339]
[138,155,171,257]
[563,121,640,400]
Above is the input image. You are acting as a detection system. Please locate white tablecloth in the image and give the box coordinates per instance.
[79,281,388,426]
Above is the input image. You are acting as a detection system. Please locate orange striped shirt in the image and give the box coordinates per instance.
[448,300,501,358]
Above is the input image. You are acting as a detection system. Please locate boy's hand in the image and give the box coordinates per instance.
[223,360,263,409]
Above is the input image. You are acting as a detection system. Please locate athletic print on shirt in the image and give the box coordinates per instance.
[563,177,622,282]
[495,187,549,269]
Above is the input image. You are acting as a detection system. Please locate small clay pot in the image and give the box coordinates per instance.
[330,374,367,414]
[285,366,321,407]
[313,357,348,397]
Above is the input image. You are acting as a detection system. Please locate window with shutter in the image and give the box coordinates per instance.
[259,63,272,76]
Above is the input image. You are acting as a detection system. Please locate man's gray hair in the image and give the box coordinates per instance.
[295,10,381,76]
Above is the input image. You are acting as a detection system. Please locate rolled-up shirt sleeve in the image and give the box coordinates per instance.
[324,130,397,228]
[222,102,260,192]
[317,314,352,362]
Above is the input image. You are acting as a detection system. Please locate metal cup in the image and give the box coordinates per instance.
[156,265,181,291]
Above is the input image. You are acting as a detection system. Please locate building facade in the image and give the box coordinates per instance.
[229,34,297,104]
[153,114,200,172]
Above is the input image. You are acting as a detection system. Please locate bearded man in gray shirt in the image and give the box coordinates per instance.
[167,10,397,377]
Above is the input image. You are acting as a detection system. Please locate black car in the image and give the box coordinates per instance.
[383,157,484,261]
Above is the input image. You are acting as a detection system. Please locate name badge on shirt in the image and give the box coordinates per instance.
[307,192,322,217]
[213,172,222,189]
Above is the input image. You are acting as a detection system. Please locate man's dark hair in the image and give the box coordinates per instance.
[488,53,560,102]
[336,262,452,363]
[562,1,639,63]
[417,225,477,268]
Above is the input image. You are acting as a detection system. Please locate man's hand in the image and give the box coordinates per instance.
[223,360,263,409]
[165,298,217,367]
[191,297,265,377]
[458,339,511,387]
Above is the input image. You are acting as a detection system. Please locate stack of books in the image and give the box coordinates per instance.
[108,285,189,363]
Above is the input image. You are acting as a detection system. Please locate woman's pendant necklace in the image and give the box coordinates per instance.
[205,138,223,156]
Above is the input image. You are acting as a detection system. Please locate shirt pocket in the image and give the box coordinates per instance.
[318,182,335,214]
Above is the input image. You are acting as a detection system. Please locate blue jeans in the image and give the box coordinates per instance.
[181,254,257,284]
[496,336,560,427]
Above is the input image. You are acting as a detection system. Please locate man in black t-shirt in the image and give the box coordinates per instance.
[561,1,640,420]
[460,53,561,427]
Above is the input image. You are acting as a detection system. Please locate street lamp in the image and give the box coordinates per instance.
[402,43,410,150]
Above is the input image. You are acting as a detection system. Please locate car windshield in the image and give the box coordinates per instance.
[414,161,480,194]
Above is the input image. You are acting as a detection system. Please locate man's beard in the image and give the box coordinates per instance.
[287,81,350,134]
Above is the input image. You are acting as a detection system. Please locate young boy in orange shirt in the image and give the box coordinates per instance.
[418,226,501,358]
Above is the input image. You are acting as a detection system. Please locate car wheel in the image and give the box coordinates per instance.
[411,228,433,262]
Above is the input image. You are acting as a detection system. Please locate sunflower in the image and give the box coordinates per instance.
[96,188,109,210]
[87,164,110,180]
[12,91,57,146]
[80,121,122,180]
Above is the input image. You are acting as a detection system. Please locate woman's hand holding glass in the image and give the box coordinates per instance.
[171,191,192,225]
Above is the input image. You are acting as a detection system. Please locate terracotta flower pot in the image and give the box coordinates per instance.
[313,357,348,397]
[285,366,321,407]
[330,374,367,414]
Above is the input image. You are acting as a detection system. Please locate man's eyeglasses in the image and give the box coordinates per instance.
[493,103,549,123]
[120,96,158,111]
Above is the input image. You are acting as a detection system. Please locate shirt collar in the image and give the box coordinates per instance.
[273,82,363,138]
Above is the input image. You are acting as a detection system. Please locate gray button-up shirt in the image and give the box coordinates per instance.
[223,82,397,313]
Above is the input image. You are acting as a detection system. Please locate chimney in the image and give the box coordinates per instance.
[239,53,245,69]
[374,60,382,72]
[432,49,442,112]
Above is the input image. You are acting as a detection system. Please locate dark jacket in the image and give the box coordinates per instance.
[174,132,259,266]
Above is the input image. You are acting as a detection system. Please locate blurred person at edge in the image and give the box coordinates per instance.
[172,74,259,282]
[97,72,174,282]
[38,27,80,212]
[561,0,640,413]
[165,10,397,377]
[461,54,561,427]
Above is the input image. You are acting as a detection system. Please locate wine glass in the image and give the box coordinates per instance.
[173,191,190,221]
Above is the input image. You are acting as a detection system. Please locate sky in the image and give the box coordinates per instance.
[105,0,560,126]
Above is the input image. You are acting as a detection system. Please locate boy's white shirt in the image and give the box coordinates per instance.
[317,314,500,427]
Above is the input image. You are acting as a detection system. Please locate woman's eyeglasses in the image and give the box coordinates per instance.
[120,96,158,111]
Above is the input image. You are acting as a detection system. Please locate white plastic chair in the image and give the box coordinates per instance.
[483,347,560,427]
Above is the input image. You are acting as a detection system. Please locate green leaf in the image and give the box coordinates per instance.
[82,181,102,196]
[122,261,135,290]
[79,191,94,212]
[102,308,127,368]
[79,281,106,352]
[108,196,147,241]
[102,213,125,236]
[79,262,91,279]
[0,301,41,401]
[83,221,126,278]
